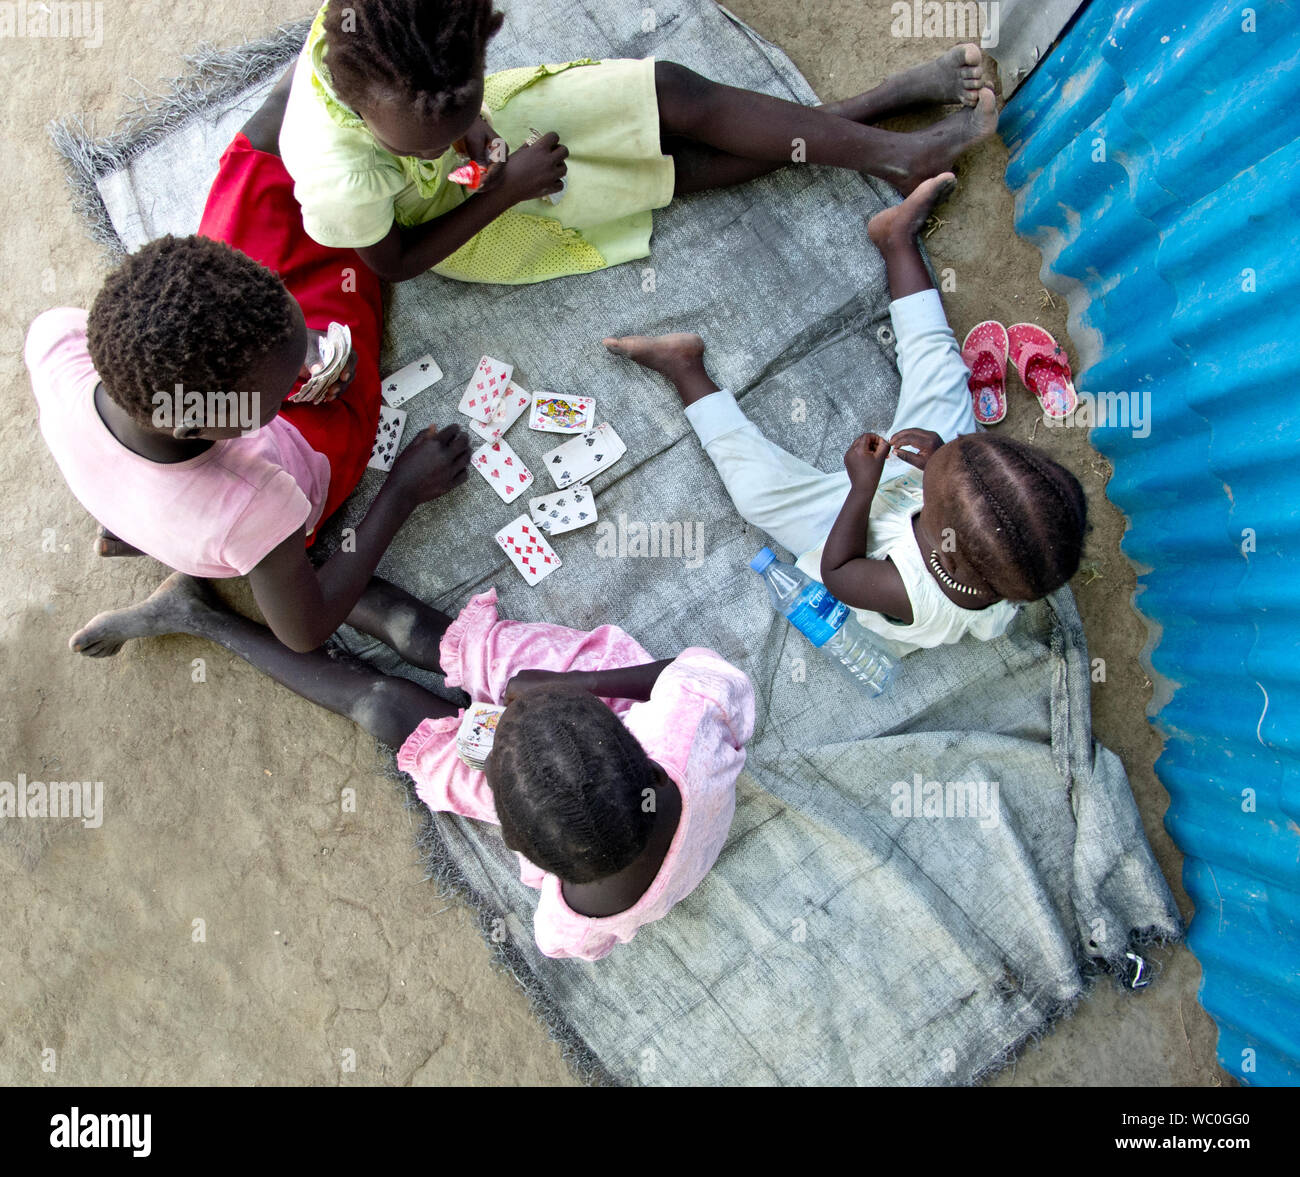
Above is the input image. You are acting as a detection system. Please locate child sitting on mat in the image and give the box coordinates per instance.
[26,72,471,662]
[605,173,1088,656]
[278,0,998,283]
[70,577,754,962]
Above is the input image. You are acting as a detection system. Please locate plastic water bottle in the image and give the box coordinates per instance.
[749,547,898,696]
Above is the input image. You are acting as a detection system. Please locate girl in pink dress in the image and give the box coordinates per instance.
[71,577,754,962]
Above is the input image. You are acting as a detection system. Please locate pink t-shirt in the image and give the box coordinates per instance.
[25,308,330,577]
[397,589,755,962]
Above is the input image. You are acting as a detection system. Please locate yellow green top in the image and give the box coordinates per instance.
[277,4,675,284]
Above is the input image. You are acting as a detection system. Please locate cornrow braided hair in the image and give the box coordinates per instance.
[323,0,504,121]
[487,686,657,884]
[949,434,1087,602]
[86,235,297,427]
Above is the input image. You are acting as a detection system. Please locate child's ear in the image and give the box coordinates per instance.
[172,424,202,440]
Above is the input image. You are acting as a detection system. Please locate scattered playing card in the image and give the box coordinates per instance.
[458,355,514,423]
[469,381,531,443]
[542,422,627,489]
[529,390,595,434]
[382,353,443,408]
[367,404,407,471]
[528,484,598,536]
[471,437,533,503]
[494,515,562,586]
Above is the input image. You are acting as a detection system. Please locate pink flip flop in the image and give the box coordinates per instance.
[1008,323,1078,419]
[961,320,1009,425]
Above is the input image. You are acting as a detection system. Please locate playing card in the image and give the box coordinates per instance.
[471,437,533,503]
[494,515,562,586]
[542,422,627,489]
[367,404,407,471]
[456,703,506,769]
[529,390,595,434]
[382,352,442,408]
[458,355,513,423]
[527,484,598,536]
[469,381,531,443]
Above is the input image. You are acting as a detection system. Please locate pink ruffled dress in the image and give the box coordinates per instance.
[397,590,755,961]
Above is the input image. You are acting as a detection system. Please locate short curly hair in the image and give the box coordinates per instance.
[487,686,658,884]
[323,0,504,122]
[87,234,298,427]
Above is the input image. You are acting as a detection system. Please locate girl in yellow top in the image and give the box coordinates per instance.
[279,0,997,285]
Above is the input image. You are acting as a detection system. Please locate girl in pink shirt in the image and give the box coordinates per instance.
[73,576,754,962]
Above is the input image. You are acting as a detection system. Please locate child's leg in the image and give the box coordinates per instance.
[668,46,986,194]
[655,62,996,197]
[603,334,849,556]
[865,174,980,481]
[344,576,455,674]
[96,526,144,558]
[69,574,450,749]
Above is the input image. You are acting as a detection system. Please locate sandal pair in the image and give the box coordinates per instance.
[960,321,1078,425]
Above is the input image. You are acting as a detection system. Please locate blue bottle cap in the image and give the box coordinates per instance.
[749,547,776,574]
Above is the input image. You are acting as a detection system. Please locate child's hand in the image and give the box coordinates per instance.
[888,428,945,470]
[504,668,564,704]
[500,131,569,203]
[389,423,471,503]
[318,351,358,403]
[844,432,890,486]
[459,116,507,166]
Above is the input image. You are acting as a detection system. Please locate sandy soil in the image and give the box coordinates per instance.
[0,0,1225,1085]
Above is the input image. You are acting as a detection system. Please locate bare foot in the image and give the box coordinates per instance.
[893,87,997,194]
[69,573,216,658]
[96,526,144,558]
[868,173,958,247]
[879,44,985,110]
[603,333,705,377]
[604,332,717,407]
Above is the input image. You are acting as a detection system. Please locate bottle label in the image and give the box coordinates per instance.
[785,583,849,648]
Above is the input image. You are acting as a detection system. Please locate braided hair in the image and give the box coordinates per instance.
[946,434,1087,602]
[323,0,504,121]
[87,235,297,427]
[487,686,658,884]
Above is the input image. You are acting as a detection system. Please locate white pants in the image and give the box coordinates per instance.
[684,288,978,558]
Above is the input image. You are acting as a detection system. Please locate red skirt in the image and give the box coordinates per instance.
[198,133,383,544]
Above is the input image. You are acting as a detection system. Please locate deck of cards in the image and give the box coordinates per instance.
[542,423,627,489]
[456,703,506,770]
[291,322,351,404]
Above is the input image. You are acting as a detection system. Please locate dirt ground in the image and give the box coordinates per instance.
[0,0,1226,1085]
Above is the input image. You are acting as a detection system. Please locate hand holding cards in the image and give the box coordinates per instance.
[456,703,506,770]
[291,322,352,404]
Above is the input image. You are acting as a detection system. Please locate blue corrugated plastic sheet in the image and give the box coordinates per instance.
[1000,0,1300,1085]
